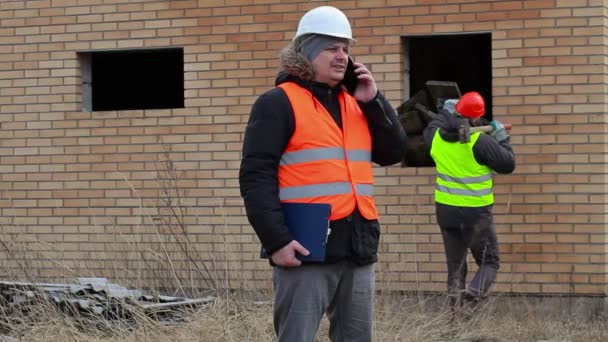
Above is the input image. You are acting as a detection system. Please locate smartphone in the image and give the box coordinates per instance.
[343,56,358,94]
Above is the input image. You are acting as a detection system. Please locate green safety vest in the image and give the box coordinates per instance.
[430,129,494,207]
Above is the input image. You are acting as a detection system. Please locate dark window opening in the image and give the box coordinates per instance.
[405,33,492,118]
[79,48,184,111]
[399,33,492,168]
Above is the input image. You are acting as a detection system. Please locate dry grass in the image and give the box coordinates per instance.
[0,289,605,342]
[371,293,607,342]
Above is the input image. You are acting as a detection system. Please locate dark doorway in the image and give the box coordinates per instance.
[404,33,492,119]
[79,48,184,112]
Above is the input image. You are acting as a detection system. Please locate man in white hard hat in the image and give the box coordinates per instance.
[239,5,406,342]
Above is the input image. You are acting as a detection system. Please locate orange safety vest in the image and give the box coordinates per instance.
[277,82,378,220]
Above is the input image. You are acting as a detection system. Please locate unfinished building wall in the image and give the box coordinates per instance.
[0,0,605,296]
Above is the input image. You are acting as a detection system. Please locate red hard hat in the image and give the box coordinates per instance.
[456,91,485,118]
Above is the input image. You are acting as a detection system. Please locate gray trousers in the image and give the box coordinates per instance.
[436,203,500,305]
[272,261,375,342]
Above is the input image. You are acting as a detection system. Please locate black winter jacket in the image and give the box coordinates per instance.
[239,72,406,265]
[422,109,515,175]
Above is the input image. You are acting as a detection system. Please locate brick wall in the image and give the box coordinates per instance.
[0,0,605,295]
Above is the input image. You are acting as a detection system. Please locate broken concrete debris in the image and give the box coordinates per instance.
[0,277,215,321]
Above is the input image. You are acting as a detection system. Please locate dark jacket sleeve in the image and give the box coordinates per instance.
[423,109,516,174]
[358,92,407,166]
[423,114,444,146]
[423,109,458,146]
[473,134,516,174]
[239,88,295,254]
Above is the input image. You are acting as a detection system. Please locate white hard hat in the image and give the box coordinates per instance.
[293,6,355,41]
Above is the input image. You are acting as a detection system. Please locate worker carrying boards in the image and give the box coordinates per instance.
[422,91,516,317]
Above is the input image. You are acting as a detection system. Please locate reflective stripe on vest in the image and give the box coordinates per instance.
[279,182,374,200]
[280,147,371,165]
[277,82,378,220]
[430,129,494,207]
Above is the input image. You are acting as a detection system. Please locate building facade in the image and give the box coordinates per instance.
[0,0,606,296]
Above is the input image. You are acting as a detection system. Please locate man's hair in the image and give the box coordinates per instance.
[278,35,315,81]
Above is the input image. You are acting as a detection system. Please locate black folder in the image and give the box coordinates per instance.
[260,202,331,262]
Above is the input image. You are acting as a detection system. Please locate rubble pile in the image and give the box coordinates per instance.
[396,80,462,167]
[0,277,215,325]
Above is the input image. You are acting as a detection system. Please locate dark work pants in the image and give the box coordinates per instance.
[436,203,500,305]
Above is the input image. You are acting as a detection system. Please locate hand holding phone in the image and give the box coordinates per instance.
[343,57,378,103]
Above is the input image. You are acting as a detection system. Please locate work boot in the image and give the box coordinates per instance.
[458,289,481,320]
